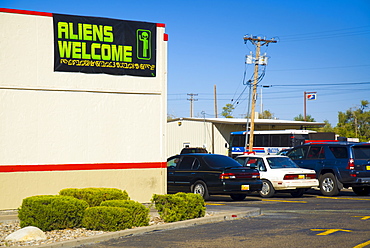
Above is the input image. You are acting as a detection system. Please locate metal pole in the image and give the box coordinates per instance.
[304,91,307,121]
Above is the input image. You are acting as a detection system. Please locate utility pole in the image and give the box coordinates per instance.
[214,85,218,118]
[187,93,198,118]
[243,35,277,152]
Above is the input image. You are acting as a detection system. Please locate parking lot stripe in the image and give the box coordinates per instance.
[261,199,307,203]
[316,196,370,201]
[352,216,370,220]
[353,240,370,248]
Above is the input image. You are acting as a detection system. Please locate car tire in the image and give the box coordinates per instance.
[319,173,340,196]
[230,194,247,201]
[352,186,370,196]
[192,181,210,200]
[259,180,275,198]
[290,188,305,198]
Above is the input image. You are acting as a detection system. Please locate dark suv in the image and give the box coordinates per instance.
[286,142,370,196]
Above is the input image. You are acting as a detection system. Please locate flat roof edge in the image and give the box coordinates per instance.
[0,8,53,17]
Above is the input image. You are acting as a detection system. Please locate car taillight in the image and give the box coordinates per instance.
[284,174,298,180]
[220,173,236,179]
[283,174,314,180]
[347,158,355,170]
[220,172,260,179]
[306,174,317,179]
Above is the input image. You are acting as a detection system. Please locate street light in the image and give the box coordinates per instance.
[260,85,271,114]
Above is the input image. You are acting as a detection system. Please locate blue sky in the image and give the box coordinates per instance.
[1,0,369,126]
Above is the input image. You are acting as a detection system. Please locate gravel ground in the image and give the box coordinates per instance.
[0,216,165,247]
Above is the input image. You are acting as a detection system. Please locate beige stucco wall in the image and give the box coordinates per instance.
[0,10,167,210]
[0,168,166,210]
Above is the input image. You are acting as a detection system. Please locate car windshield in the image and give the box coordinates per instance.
[266,157,298,169]
[203,155,243,168]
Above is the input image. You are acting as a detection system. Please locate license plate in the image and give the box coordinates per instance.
[298,175,305,179]
[241,185,250,190]
[367,166,370,170]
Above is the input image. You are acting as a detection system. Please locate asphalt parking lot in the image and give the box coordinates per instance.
[79,189,370,248]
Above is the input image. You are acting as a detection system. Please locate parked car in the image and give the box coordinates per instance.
[286,142,370,196]
[276,148,292,156]
[180,147,208,154]
[167,153,263,201]
[235,154,318,198]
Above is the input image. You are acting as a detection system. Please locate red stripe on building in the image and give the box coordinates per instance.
[0,162,167,173]
[0,8,53,17]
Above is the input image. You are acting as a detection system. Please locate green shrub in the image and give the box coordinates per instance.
[82,206,133,231]
[151,193,206,222]
[18,195,89,231]
[100,200,150,227]
[59,188,130,207]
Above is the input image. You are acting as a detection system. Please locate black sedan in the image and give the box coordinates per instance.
[167,153,263,201]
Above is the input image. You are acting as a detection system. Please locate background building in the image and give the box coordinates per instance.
[167,117,324,157]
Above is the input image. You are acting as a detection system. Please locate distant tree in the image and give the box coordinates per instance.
[316,120,334,132]
[258,110,275,119]
[221,104,234,118]
[167,114,176,121]
[294,114,315,122]
[334,100,370,142]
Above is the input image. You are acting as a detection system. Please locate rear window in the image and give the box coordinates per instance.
[267,157,298,169]
[353,146,370,159]
[329,146,348,159]
[204,155,242,168]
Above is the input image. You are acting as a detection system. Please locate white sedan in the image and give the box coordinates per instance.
[235,154,319,198]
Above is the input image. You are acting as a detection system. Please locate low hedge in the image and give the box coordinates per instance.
[101,200,150,227]
[152,193,206,222]
[18,195,89,231]
[82,206,133,231]
[59,188,130,207]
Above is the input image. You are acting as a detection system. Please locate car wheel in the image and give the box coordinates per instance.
[352,186,370,196]
[290,188,305,198]
[192,181,210,200]
[319,173,339,196]
[230,194,247,201]
[259,180,275,198]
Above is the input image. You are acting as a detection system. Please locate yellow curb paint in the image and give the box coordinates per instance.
[311,229,352,235]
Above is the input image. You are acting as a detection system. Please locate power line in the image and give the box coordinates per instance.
[273,81,370,87]
[270,64,370,72]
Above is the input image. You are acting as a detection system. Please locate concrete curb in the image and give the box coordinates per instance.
[22,207,261,248]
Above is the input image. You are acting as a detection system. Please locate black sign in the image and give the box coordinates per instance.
[53,14,156,77]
